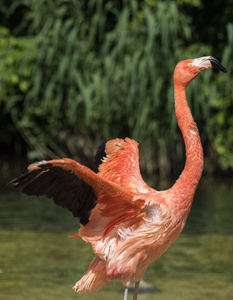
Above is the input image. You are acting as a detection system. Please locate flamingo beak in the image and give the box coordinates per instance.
[189,56,227,73]
[208,57,227,72]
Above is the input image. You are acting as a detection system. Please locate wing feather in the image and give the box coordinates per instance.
[11,138,149,232]
[97,138,146,192]
[35,158,146,235]
[11,162,97,225]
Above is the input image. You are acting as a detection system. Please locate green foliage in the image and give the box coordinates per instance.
[0,26,35,101]
[0,0,233,175]
[0,24,37,150]
[207,23,233,170]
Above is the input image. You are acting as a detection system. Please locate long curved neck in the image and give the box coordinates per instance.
[171,83,204,211]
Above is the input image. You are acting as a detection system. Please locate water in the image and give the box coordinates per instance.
[0,172,233,300]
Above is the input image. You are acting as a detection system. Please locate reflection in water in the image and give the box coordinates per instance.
[0,176,233,300]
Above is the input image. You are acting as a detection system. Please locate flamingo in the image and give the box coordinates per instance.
[11,56,226,300]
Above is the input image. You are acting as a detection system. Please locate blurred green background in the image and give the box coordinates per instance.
[0,0,233,177]
[1,2,233,300]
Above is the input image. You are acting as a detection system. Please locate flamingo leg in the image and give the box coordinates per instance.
[133,281,140,300]
[123,287,128,300]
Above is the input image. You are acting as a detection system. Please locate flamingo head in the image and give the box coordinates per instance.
[174,56,227,87]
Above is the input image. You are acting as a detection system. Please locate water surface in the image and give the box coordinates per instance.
[0,174,233,300]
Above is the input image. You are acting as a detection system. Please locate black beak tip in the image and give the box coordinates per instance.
[209,57,227,73]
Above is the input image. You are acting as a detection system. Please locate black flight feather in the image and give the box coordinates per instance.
[10,163,97,225]
[94,140,109,168]
[10,140,113,225]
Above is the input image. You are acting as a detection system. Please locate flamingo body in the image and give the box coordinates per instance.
[11,56,226,299]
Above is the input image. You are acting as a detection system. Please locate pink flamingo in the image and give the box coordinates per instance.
[12,56,226,300]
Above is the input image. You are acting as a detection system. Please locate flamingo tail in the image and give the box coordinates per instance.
[73,256,109,294]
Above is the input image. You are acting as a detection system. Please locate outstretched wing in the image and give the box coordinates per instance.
[11,161,97,225]
[11,157,146,228]
[96,138,146,193]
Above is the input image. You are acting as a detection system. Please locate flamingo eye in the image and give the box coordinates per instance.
[188,63,192,67]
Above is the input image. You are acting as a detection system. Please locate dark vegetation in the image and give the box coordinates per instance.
[0,0,233,178]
